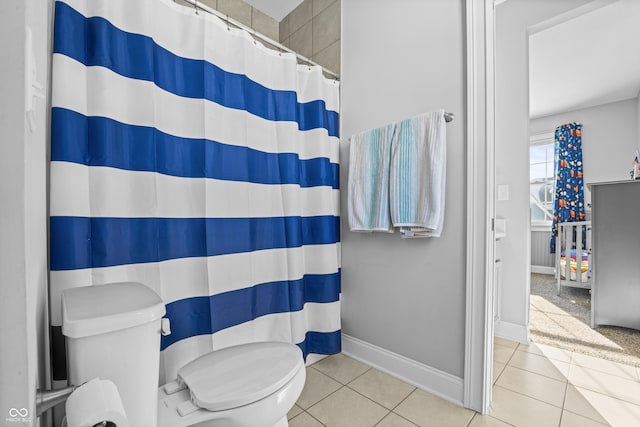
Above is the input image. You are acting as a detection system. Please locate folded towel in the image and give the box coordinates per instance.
[347,123,397,232]
[390,110,446,238]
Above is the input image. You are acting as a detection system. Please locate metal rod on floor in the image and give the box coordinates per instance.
[179,0,340,80]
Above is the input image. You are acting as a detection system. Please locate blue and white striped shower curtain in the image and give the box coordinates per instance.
[49,0,341,382]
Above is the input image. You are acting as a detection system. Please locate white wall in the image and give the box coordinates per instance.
[494,0,586,341]
[531,97,639,207]
[341,0,466,379]
[0,0,51,425]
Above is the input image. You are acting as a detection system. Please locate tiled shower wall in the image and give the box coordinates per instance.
[174,0,341,76]
[279,0,341,75]
[174,0,280,42]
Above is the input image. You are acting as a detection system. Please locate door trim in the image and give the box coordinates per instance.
[463,0,495,414]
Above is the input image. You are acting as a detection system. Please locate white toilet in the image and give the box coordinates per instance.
[61,282,306,427]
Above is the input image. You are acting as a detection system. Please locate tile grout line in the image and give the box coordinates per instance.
[345,365,373,385]
[561,407,610,426]
[518,343,640,423]
[296,366,343,417]
[385,388,425,427]
[303,382,345,412]
[315,354,486,425]
[493,343,519,384]
[466,412,517,427]
[343,383,416,425]
[310,360,421,426]
[567,382,640,409]
[500,339,640,425]
[558,371,571,427]
[569,359,640,383]
[386,385,418,412]
[506,349,572,383]
[303,382,392,427]
[567,360,640,407]
[340,364,419,414]
[305,408,327,426]
[504,366,567,383]
[501,363,568,387]
[493,384,566,411]
[370,410,393,427]
[493,363,506,384]
[308,344,638,427]
[494,375,568,408]
[304,344,636,426]
[373,410,418,427]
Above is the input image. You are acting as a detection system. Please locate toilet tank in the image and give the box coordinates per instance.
[62,282,166,427]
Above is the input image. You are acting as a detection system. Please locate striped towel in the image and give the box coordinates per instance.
[347,123,397,232]
[390,110,446,238]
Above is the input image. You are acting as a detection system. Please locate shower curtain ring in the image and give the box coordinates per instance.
[194,0,199,15]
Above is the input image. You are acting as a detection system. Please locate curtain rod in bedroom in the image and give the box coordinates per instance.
[180,0,340,80]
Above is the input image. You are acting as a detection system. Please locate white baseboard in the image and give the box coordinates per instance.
[341,333,464,406]
[494,320,529,344]
[531,265,554,275]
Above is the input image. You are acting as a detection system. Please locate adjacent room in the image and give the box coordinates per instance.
[496,0,640,368]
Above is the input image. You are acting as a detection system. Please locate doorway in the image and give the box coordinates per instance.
[522,0,640,368]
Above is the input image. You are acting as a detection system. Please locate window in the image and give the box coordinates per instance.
[530,134,555,224]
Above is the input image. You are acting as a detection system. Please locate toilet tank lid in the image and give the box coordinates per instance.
[62,282,166,338]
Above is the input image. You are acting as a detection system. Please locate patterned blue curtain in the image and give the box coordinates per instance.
[550,123,585,253]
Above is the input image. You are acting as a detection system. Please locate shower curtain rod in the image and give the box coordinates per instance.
[181,0,340,80]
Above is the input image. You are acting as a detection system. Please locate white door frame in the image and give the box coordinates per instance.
[463,0,495,414]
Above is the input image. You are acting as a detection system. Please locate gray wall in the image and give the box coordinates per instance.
[341,0,466,378]
[495,0,587,338]
[0,0,51,425]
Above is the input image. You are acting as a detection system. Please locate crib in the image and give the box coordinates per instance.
[555,221,592,295]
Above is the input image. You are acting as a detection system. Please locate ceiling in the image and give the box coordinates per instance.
[243,0,303,21]
[529,0,640,118]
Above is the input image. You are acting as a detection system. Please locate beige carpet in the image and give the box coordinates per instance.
[530,273,640,368]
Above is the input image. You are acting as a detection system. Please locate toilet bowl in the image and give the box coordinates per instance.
[61,282,305,427]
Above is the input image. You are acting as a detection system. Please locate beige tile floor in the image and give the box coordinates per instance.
[288,338,640,426]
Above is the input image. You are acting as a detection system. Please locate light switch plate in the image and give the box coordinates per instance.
[497,185,509,201]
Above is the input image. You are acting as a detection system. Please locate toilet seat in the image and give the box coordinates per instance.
[158,341,306,427]
[174,341,304,411]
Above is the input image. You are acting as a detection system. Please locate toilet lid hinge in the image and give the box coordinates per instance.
[164,380,187,395]
[177,399,199,417]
